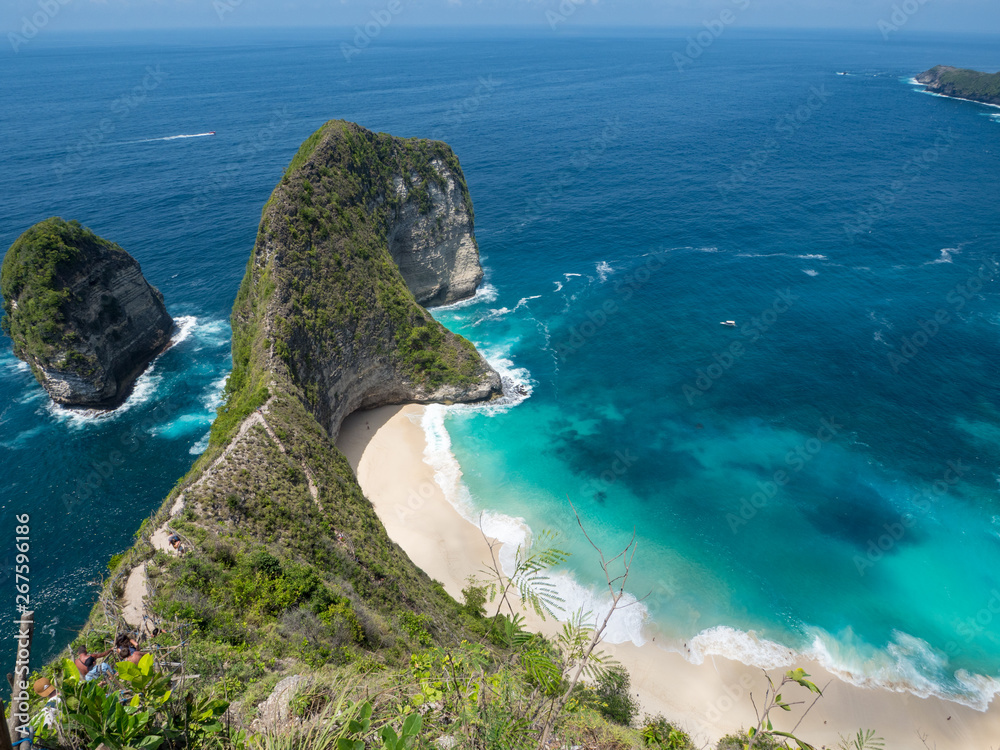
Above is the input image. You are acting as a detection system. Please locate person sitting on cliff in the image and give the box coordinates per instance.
[116,633,145,665]
[167,533,185,554]
[75,645,114,682]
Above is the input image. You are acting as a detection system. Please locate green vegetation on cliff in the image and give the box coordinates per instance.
[918,65,1000,105]
[0,218,101,359]
[41,122,869,750]
[2,216,173,405]
[41,121,506,743]
[266,121,482,390]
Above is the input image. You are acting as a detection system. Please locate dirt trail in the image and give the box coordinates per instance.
[120,398,323,626]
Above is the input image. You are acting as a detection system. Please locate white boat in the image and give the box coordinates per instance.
[720,320,736,327]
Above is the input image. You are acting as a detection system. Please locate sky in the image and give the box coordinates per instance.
[2,0,999,36]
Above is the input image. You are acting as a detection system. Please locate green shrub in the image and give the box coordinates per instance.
[595,664,639,726]
[642,714,695,749]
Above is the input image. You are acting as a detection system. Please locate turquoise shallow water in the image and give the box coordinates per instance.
[1,28,998,707]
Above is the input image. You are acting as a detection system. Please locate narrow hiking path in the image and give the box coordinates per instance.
[121,397,322,627]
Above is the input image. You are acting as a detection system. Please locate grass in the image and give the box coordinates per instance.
[1,217,104,360]
[923,65,1000,101]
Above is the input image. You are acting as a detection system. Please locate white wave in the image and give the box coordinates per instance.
[419,401,649,647]
[736,252,827,260]
[553,281,563,292]
[802,269,819,277]
[514,295,541,310]
[804,628,1000,710]
[190,432,211,455]
[687,626,797,670]
[431,282,499,311]
[16,389,44,405]
[596,261,614,282]
[479,307,512,323]
[547,571,648,645]
[564,273,582,279]
[169,315,199,345]
[202,375,229,411]
[906,76,922,86]
[2,357,29,374]
[47,368,163,428]
[918,88,1000,111]
[925,247,960,265]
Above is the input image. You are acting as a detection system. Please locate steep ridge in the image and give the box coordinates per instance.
[227,119,500,442]
[77,122,502,707]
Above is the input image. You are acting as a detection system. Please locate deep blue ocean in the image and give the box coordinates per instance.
[1,27,998,709]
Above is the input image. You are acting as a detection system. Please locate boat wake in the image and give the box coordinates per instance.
[121,133,216,145]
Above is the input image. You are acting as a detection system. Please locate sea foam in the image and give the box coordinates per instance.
[432,282,499,311]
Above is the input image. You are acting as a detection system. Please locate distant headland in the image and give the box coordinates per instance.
[917,65,1000,107]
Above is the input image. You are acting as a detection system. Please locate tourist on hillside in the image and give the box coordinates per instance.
[74,645,113,682]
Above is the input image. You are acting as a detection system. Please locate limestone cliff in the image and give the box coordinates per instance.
[1,218,173,407]
[386,160,483,306]
[917,65,1000,106]
[70,122,502,720]
[228,119,500,441]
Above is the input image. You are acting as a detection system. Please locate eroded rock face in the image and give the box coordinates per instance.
[1,218,173,408]
[231,120,501,441]
[387,159,484,307]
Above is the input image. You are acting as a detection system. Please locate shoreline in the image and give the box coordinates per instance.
[337,404,1000,749]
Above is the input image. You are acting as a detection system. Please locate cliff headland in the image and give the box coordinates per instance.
[917,65,1000,107]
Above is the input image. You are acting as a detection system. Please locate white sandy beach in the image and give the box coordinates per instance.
[337,404,1000,750]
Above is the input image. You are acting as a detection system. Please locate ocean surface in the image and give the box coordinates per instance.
[1,27,998,709]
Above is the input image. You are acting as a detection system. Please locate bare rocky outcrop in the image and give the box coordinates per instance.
[1,218,173,408]
[387,159,483,306]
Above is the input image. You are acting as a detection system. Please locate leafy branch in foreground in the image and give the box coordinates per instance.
[837,729,885,750]
[745,668,822,750]
[477,518,570,622]
[537,502,645,749]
